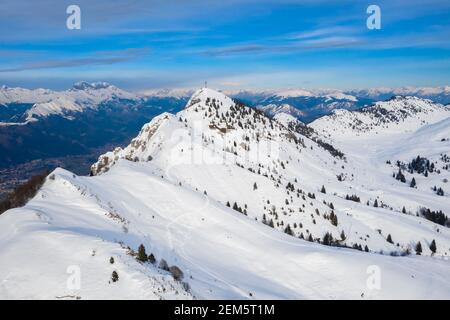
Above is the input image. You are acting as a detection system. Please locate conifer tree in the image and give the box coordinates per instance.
[331,214,338,227]
[429,239,437,254]
[322,232,333,246]
[415,242,422,255]
[137,244,148,262]
[284,224,293,236]
[386,234,393,244]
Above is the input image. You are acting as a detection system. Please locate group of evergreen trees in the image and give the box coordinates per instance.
[419,207,449,227]
[393,156,438,187]
[415,240,437,255]
[432,186,445,196]
[393,168,419,188]
[394,169,406,183]
[135,244,184,281]
[137,244,156,264]
[345,194,360,202]
[227,201,247,215]
[407,156,435,175]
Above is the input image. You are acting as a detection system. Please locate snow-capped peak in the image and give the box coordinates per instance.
[185,87,235,110]
[72,81,114,90]
[257,103,304,119]
[141,88,194,99]
[273,112,303,126]
[311,96,450,138]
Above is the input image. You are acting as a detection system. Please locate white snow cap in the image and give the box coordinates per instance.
[72,81,114,90]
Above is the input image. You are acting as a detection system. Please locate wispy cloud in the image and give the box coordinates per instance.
[202,35,362,56]
[0,48,148,73]
[286,26,357,40]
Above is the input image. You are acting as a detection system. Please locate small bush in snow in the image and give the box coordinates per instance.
[169,266,184,281]
[159,259,169,271]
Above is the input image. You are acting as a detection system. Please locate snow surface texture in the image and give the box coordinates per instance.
[1,89,450,299]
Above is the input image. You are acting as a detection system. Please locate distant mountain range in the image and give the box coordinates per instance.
[1,88,449,299]
[0,82,448,197]
[2,83,449,125]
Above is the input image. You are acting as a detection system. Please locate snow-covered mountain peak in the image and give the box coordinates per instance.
[0,82,142,124]
[91,88,295,175]
[25,97,83,122]
[273,112,303,126]
[72,81,114,90]
[273,88,315,98]
[141,88,194,99]
[257,103,305,119]
[185,88,235,111]
[68,81,139,103]
[311,96,450,138]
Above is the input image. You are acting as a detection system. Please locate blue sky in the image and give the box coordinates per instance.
[0,0,449,90]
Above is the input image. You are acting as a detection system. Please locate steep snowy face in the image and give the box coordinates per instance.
[311,96,450,138]
[90,112,175,175]
[92,88,299,175]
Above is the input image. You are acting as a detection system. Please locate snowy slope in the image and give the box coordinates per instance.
[310,96,450,236]
[1,89,450,299]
